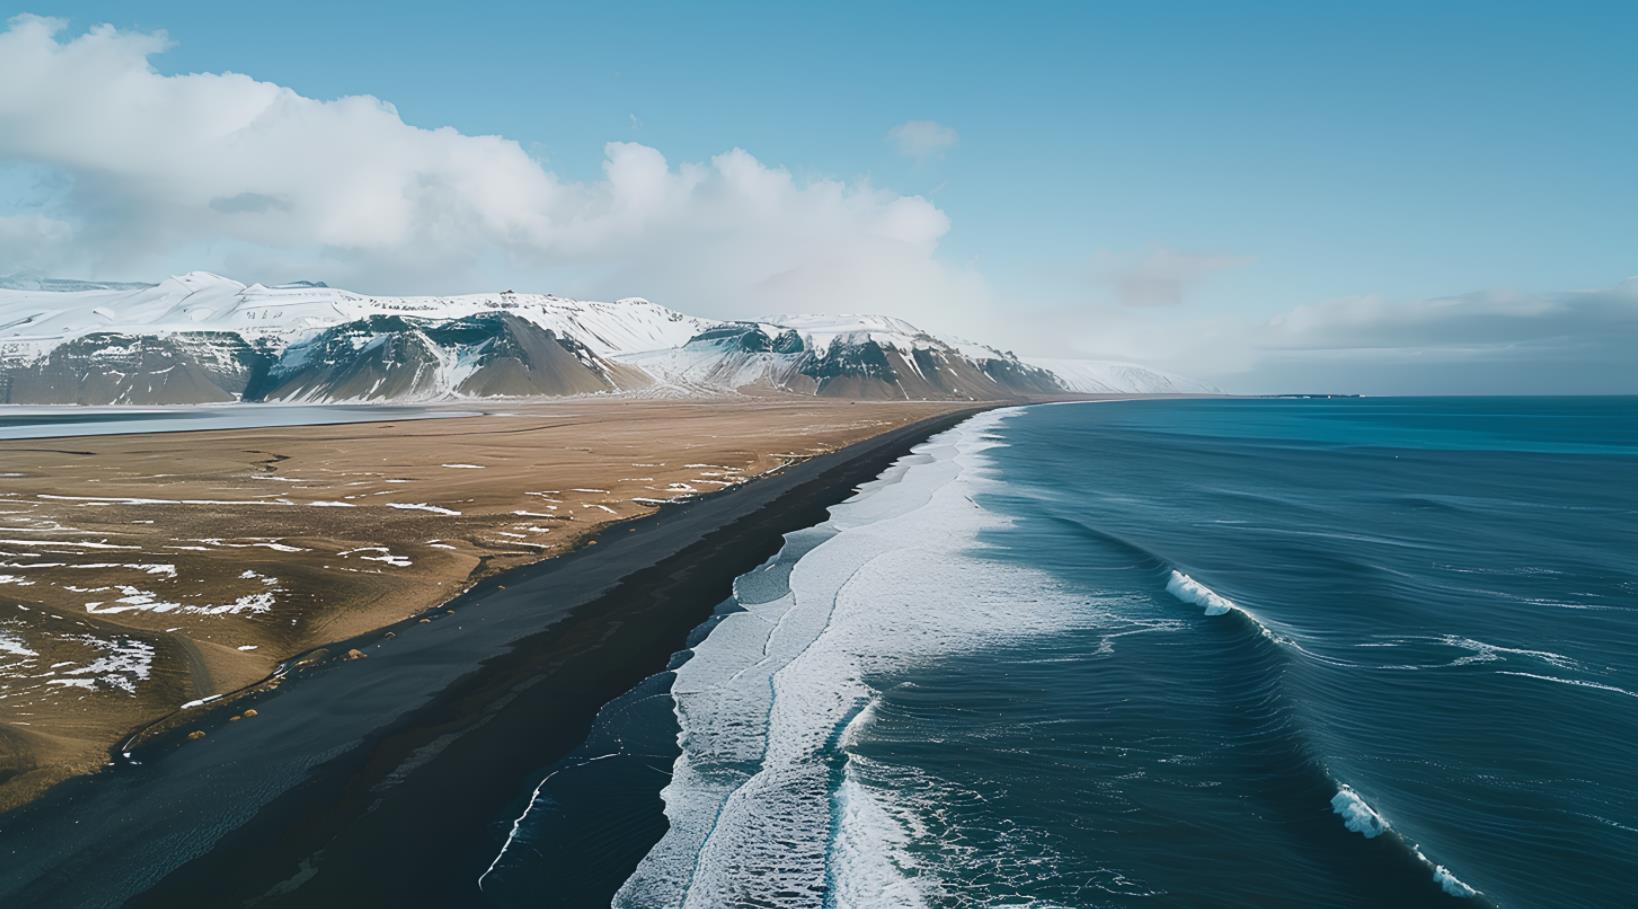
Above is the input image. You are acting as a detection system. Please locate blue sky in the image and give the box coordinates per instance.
[2,2,1635,391]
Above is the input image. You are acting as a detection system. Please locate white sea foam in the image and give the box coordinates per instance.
[1166,570,1234,616]
[477,752,622,892]
[1333,783,1481,899]
[1331,784,1388,837]
[1410,843,1480,898]
[1445,635,1579,670]
[614,408,1100,908]
[1161,568,1338,666]
[831,762,929,909]
[1497,670,1638,699]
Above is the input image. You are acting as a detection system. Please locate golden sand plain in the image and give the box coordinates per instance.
[0,398,961,810]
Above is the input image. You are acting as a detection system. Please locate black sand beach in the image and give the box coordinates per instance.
[0,408,980,908]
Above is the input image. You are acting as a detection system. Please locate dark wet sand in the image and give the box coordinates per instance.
[0,407,983,908]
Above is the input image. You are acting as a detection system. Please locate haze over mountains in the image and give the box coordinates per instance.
[0,272,1213,405]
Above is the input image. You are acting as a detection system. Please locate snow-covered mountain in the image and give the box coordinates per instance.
[0,273,1214,404]
[0,271,708,360]
[622,316,1068,400]
[1029,357,1218,395]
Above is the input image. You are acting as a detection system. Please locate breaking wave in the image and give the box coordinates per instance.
[604,401,1553,908]
[1166,569,1235,615]
[1332,784,1480,899]
[614,408,1100,907]
[1331,784,1389,838]
[1172,573,1484,901]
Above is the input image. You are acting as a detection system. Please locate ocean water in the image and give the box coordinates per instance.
[484,397,1638,908]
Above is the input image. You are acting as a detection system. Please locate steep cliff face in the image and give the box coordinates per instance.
[254,313,638,402]
[0,272,706,404]
[797,334,1066,400]
[613,324,814,396]
[622,320,1070,401]
[251,316,447,402]
[0,313,646,405]
[0,332,273,405]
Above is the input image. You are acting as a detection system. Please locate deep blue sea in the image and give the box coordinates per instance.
[481,397,1638,908]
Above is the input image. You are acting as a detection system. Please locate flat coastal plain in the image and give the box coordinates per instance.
[0,398,959,809]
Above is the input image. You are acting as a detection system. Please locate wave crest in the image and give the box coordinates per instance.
[1331,784,1389,838]
[1332,783,1482,900]
[1166,570,1235,616]
[616,407,1101,907]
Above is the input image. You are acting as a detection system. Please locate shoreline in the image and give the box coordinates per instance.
[0,397,961,810]
[0,406,987,906]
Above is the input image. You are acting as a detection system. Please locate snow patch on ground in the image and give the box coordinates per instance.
[386,502,462,516]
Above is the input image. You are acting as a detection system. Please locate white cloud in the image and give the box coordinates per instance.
[0,15,988,333]
[1091,247,1250,307]
[1237,281,1638,393]
[887,120,958,161]
[0,212,75,269]
[1073,279,1638,394]
[7,15,1626,396]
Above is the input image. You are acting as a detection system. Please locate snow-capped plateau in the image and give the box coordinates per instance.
[0,273,1215,404]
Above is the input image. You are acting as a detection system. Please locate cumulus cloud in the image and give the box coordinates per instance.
[1091,247,1250,307]
[0,15,987,331]
[887,120,958,162]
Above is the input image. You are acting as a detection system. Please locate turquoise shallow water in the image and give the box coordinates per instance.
[488,397,1638,908]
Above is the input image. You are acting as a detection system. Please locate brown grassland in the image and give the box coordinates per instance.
[0,398,961,810]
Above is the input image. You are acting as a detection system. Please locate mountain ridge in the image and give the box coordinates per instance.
[0,273,1217,404]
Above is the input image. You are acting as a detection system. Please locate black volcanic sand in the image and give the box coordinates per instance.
[0,409,980,908]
